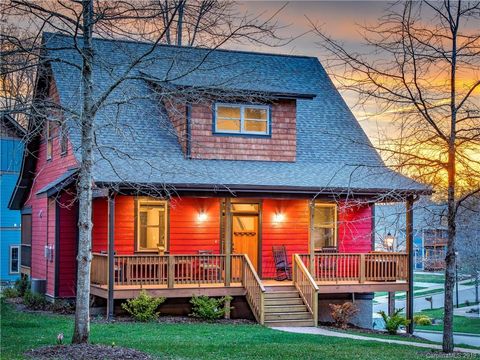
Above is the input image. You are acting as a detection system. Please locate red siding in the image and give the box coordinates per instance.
[338,202,373,253]
[92,196,135,254]
[169,197,221,254]
[25,79,77,289]
[90,196,374,280]
[58,191,77,297]
[261,199,309,278]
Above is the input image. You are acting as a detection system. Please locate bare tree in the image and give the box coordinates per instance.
[2,0,287,344]
[310,1,480,352]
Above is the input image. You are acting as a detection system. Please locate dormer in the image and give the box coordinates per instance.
[163,92,315,162]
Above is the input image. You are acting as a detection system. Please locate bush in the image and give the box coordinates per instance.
[189,295,233,321]
[15,277,30,297]
[329,302,359,329]
[378,308,410,335]
[23,290,48,310]
[413,314,432,326]
[121,291,165,322]
[51,299,75,314]
[2,287,19,298]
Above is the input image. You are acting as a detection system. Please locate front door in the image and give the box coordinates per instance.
[225,201,261,271]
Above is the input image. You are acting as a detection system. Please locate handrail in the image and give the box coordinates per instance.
[242,254,265,324]
[91,253,244,288]
[293,254,319,326]
[299,252,409,283]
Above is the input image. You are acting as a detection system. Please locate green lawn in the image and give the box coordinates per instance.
[1,301,474,360]
[414,273,446,284]
[415,307,480,334]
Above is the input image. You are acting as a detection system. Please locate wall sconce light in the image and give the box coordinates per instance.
[197,211,208,222]
[273,212,285,223]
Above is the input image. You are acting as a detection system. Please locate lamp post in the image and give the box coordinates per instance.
[384,232,396,316]
[455,251,459,308]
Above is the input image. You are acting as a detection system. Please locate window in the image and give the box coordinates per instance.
[60,121,68,155]
[136,200,168,252]
[46,119,54,160]
[21,213,32,269]
[215,104,269,135]
[10,246,20,274]
[312,203,337,250]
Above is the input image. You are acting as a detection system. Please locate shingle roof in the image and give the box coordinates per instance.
[43,32,429,195]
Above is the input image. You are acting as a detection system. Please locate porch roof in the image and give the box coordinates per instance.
[44,33,428,197]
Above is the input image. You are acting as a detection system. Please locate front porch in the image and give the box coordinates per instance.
[90,251,409,325]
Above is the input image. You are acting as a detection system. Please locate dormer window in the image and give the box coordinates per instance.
[214,103,270,136]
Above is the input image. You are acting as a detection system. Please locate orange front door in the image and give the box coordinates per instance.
[232,214,259,270]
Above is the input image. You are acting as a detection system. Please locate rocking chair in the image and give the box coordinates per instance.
[272,246,292,281]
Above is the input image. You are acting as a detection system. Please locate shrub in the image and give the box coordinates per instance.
[190,295,233,321]
[329,302,359,329]
[23,290,48,310]
[121,291,165,322]
[378,308,410,334]
[51,299,75,314]
[15,277,30,297]
[2,287,19,298]
[413,314,432,326]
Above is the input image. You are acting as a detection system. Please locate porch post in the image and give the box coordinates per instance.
[225,198,232,286]
[107,193,115,320]
[406,196,414,334]
[309,200,315,274]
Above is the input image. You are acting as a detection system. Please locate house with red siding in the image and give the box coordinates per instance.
[10,33,429,329]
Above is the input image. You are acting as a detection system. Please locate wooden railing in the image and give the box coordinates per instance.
[91,253,245,287]
[293,254,319,326]
[299,252,408,283]
[242,254,266,324]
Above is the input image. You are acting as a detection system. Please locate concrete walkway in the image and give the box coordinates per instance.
[271,327,480,355]
[415,330,480,348]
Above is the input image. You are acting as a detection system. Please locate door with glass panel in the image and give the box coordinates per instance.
[225,201,261,272]
[137,200,168,253]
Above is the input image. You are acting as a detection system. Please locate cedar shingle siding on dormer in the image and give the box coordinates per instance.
[165,100,296,162]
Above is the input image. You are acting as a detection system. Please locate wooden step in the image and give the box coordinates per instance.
[264,286,296,292]
[264,297,304,306]
[264,304,307,313]
[265,312,312,321]
[264,291,300,299]
[264,319,315,327]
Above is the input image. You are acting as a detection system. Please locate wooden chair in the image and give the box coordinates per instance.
[317,246,338,279]
[197,250,221,282]
[272,246,292,281]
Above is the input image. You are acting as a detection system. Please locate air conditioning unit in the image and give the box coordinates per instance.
[31,278,46,295]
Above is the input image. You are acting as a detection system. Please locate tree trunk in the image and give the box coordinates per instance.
[72,0,95,344]
[443,15,458,352]
[176,0,184,46]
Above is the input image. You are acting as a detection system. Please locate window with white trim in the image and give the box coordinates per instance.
[312,203,337,251]
[136,200,168,252]
[215,104,269,135]
[10,245,20,274]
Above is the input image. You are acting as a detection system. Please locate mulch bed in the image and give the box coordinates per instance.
[24,344,153,360]
[92,314,255,325]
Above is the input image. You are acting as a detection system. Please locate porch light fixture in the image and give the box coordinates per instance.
[273,212,285,223]
[197,211,208,222]
[383,232,395,250]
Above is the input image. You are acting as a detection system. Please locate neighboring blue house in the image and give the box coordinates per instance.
[375,199,447,271]
[1,113,25,284]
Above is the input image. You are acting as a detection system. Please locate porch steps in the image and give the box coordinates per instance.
[262,285,315,327]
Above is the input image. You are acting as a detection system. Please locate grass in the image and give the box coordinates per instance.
[414,273,446,284]
[1,301,475,360]
[415,307,480,335]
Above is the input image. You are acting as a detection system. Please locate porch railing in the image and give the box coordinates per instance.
[299,252,408,283]
[292,254,318,326]
[243,254,266,324]
[91,253,245,288]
